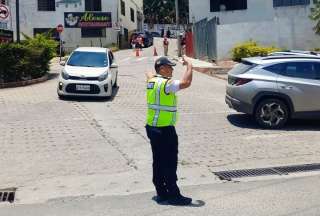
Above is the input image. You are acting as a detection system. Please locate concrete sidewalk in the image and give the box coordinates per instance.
[1,174,320,216]
[153,38,232,81]
[172,56,229,81]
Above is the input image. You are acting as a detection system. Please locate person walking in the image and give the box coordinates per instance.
[166,29,171,38]
[163,36,169,56]
[145,56,193,206]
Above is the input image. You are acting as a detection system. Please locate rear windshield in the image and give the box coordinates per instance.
[67,51,108,67]
[228,61,256,75]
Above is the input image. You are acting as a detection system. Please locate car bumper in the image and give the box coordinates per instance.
[225,94,253,114]
[57,78,112,97]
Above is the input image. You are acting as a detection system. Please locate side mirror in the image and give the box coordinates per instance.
[60,61,66,66]
[110,63,118,68]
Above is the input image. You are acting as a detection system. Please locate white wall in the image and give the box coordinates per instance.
[216,17,320,60]
[189,0,320,60]
[189,0,312,24]
[119,0,143,33]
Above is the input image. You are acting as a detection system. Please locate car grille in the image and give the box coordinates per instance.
[69,75,99,81]
[66,84,100,94]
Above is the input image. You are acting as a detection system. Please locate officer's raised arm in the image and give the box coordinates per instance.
[179,56,193,90]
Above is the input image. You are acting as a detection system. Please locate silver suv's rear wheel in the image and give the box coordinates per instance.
[255,99,289,129]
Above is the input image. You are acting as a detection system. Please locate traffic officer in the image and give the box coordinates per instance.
[145,56,193,205]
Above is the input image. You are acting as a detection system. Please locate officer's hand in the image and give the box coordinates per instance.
[182,56,192,67]
[145,71,155,80]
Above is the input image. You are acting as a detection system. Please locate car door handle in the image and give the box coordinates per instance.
[280,85,293,90]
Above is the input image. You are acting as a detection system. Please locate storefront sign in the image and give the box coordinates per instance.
[64,12,112,28]
[0,29,13,43]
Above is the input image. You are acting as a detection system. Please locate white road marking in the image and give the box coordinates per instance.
[118,57,132,63]
[135,57,147,62]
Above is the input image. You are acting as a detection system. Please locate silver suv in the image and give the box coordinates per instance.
[226,55,320,129]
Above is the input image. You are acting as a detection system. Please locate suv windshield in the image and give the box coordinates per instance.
[67,51,108,67]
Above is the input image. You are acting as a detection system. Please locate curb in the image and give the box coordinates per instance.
[194,68,228,81]
[0,74,49,89]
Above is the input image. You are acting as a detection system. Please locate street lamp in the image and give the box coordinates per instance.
[16,0,20,42]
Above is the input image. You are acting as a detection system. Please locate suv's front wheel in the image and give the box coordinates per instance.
[255,99,289,129]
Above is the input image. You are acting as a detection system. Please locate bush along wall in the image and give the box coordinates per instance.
[0,34,57,83]
[231,40,280,62]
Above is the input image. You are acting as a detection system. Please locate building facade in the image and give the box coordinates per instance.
[189,0,320,59]
[6,0,143,50]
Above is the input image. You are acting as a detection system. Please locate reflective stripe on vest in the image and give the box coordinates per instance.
[146,77,178,127]
[152,78,163,126]
[148,104,177,112]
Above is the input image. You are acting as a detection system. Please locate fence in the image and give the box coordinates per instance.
[192,18,218,61]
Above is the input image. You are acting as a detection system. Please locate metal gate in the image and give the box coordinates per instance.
[193,18,218,61]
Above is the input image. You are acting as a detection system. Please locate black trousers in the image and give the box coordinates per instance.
[145,125,180,197]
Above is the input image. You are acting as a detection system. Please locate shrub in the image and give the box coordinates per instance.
[231,40,280,62]
[0,34,57,83]
[22,33,58,60]
[104,43,119,52]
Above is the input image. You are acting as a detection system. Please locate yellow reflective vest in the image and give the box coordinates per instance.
[146,76,178,127]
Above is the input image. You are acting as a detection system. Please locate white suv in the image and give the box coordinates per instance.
[57,47,118,98]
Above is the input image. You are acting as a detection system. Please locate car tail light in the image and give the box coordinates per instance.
[234,78,252,86]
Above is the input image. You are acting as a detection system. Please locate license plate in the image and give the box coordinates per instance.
[76,85,90,91]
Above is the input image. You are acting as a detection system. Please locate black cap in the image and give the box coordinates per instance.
[154,57,176,71]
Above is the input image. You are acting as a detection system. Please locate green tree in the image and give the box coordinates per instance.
[144,0,189,24]
[310,0,320,35]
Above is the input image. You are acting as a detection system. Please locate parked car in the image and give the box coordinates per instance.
[129,31,154,48]
[226,55,320,129]
[151,31,161,38]
[57,47,118,98]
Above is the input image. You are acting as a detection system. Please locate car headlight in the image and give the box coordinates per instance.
[61,70,69,80]
[98,72,108,81]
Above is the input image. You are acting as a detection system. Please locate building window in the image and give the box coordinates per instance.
[130,8,135,22]
[121,0,125,16]
[81,28,106,38]
[38,0,55,11]
[85,0,102,11]
[210,0,247,12]
[273,0,310,7]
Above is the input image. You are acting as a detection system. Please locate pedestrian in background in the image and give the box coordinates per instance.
[145,56,194,206]
[136,35,144,51]
[163,36,169,56]
[166,29,171,38]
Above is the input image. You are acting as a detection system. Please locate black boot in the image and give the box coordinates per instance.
[168,194,192,206]
[154,186,169,203]
[153,194,169,203]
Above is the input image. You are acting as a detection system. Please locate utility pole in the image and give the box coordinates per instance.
[175,0,181,57]
[16,0,20,42]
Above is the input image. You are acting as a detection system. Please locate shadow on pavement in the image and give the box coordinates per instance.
[59,86,119,102]
[227,114,320,131]
[48,73,59,80]
[152,196,206,208]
